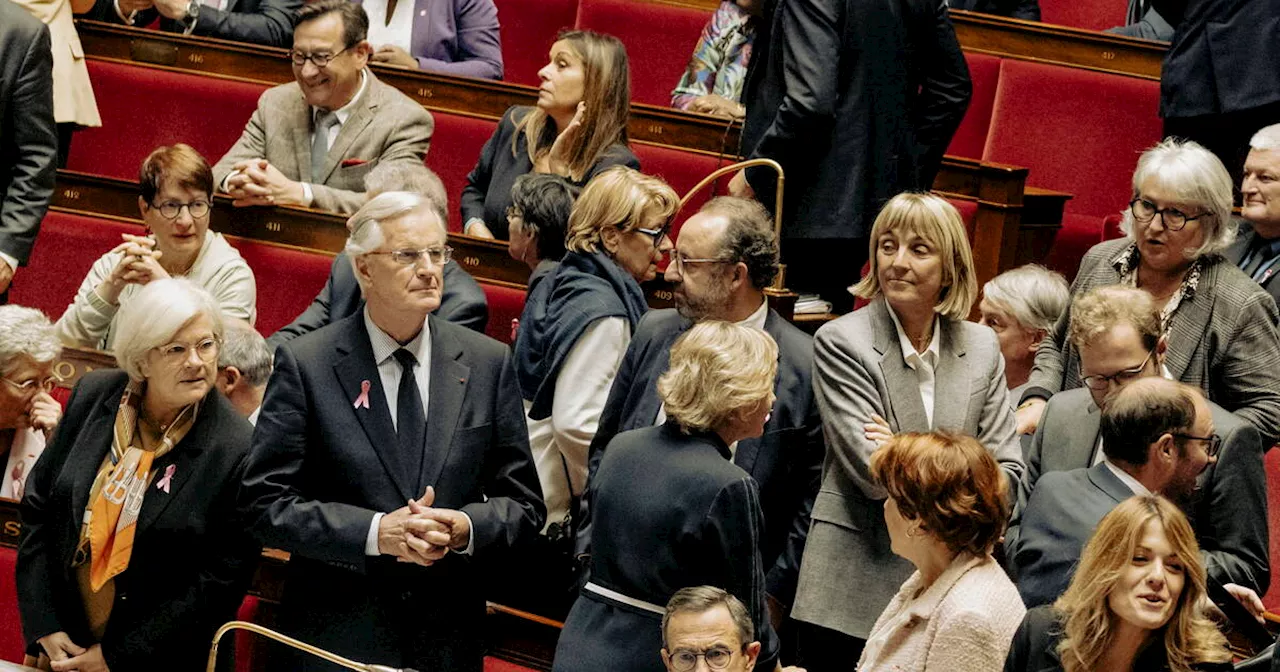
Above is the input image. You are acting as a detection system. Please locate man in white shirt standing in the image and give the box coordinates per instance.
[237,190,544,672]
[212,0,433,215]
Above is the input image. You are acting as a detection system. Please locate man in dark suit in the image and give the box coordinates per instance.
[583,197,823,627]
[949,0,1039,21]
[87,0,298,47]
[0,0,56,305]
[1009,284,1269,599]
[731,0,970,311]
[1226,123,1280,304]
[238,190,544,672]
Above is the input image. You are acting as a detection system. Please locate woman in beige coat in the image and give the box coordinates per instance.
[12,0,100,164]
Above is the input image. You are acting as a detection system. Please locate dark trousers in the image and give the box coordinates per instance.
[780,237,870,315]
[790,620,866,672]
[57,122,76,168]
[1164,100,1280,190]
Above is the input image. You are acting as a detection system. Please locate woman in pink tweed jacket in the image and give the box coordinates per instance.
[857,431,1026,672]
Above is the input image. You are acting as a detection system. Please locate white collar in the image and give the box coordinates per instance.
[363,306,431,367]
[315,69,369,125]
[1103,458,1153,496]
[887,305,940,366]
[736,298,769,330]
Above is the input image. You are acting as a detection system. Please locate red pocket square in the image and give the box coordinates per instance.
[341,158,369,167]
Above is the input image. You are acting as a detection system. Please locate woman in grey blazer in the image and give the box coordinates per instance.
[791,193,1024,671]
[1016,139,1280,447]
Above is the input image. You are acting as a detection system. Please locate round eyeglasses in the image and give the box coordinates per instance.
[288,45,351,68]
[668,647,737,671]
[1080,350,1154,391]
[155,337,220,365]
[1129,198,1207,231]
[1,376,57,394]
[150,200,211,220]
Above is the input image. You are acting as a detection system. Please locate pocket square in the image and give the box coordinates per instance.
[341,158,369,168]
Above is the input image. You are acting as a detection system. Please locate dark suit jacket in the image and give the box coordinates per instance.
[352,0,502,79]
[238,313,544,672]
[1225,220,1280,305]
[553,422,778,672]
[582,307,822,607]
[266,253,489,349]
[16,371,259,672]
[950,0,1040,21]
[1009,388,1269,597]
[1154,0,1280,119]
[738,0,970,240]
[86,0,298,47]
[0,0,55,269]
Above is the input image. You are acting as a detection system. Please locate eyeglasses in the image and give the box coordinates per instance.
[150,200,211,220]
[632,224,671,250]
[1,376,56,394]
[366,246,453,267]
[288,45,351,68]
[1080,350,1154,391]
[671,250,731,274]
[155,337,220,365]
[1173,432,1223,458]
[668,647,737,671]
[1129,199,1207,231]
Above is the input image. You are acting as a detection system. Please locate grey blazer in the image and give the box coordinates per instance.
[1024,237,1280,446]
[794,298,1024,638]
[1010,387,1269,595]
[212,71,434,215]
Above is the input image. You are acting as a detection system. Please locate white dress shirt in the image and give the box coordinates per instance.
[1103,458,1152,496]
[887,307,942,427]
[365,0,416,53]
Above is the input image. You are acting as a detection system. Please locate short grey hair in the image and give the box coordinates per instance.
[1121,138,1236,257]
[1250,124,1280,152]
[364,162,449,229]
[113,278,225,382]
[217,320,273,387]
[982,264,1070,333]
[662,586,753,650]
[0,306,60,375]
[345,191,442,288]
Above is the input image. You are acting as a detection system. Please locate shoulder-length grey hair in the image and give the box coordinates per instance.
[982,264,1069,334]
[1121,139,1236,258]
[114,278,225,381]
[0,305,60,375]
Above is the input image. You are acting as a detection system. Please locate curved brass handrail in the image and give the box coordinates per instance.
[676,158,785,243]
[207,620,407,672]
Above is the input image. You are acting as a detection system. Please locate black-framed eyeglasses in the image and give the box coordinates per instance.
[289,45,351,68]
[632,224,671,250]
[150,200,211,220]
[671,250,731,274]
[1129,198,1208,231]
[1173,432,1223,458]
[1081,350,1154,391]
[366,246,453,267]
[668,646,738,671]
[1,376,57,394]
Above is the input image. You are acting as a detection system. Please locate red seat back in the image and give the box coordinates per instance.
[946,52,1002,160]
[493,0,578,86]
[225,239,332,336]
[1041,213,1107,281]
[480,282,526,344]
[1264,448,1280,612]
[983,60,1161,220]
[631,144,725,242]
[10,213,146,320]
[1038,0,1126,32]
[234,596,262,672]
[426,112,500,232]
[0,545,22,662]
[69,60,266,180]
[573,0,712,107]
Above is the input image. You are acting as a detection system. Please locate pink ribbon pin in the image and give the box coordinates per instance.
[353,380,371,409]
[157,464,176,493]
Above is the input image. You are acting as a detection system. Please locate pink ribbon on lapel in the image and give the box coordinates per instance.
[353,380,372,409]
[156,464,176,494]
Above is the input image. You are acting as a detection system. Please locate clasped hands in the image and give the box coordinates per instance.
[224,158,308,208]
[117,0,189,21]
[377,485,472,567]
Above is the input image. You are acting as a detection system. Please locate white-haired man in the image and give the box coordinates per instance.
[215,319,273,423]
[238,191,544,672]
[1227,123,1280,304]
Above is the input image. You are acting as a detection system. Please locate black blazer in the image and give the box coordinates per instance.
[554,422,778,672]
[0,1,56,269]
[238,313,544,672]
[461,106,639,239]
[1154,0,1280,119]
[266,253,490,350]
[16,370,259,672]
[1004,605,1234,672]
[949,0,1040,20]
[738,0,970,240]
[583,307,822,607]
[85,0,298,47]
[1225,220,1280,305]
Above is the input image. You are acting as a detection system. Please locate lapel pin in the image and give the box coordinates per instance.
[156,464,176,494]
[354,380,371,409]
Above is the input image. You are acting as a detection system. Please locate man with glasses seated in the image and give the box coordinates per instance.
[212,0,433,215]
[56,144,256,352]
[661,586,790,672]
[1008,286,1267,606]
[0,305,61,501]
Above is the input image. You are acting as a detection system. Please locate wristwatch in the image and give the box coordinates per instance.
[181,0,200,34]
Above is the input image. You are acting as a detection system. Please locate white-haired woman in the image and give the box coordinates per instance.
[1017,139,1280,446]
[554,321,784,672]
[17,278,260,672]
[978,264,1069,405]
[0,306,63,500]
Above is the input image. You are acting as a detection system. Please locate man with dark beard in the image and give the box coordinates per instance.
[580,196,823,627]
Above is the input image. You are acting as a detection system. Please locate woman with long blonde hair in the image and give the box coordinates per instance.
[1004,495,1232,672]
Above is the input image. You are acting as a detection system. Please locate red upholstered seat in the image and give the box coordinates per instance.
[493,0,578,86]
[426,112,500,232]
[10,212,146,320]
[946,197,980,239]
[1041,213,1107,280]
[983,60,1161,221]
[484,658,539,672]
[234,596,262,672]
[224,239,333,336]
[1264,448,1280,611]
[480,282,526,344]
[0,545,23,663]
[631,144,725,241]
[946,53,1002,160]
[69,60,266,181]
[1038,0,1126,32]
[573,0,713,107]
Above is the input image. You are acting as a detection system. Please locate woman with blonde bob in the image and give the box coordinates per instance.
[858,431,1025,672]
[554,321,786,672]
[462,29,639,240]
[1005,495,1232,672]
[790,192,1024,663]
